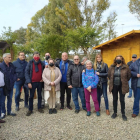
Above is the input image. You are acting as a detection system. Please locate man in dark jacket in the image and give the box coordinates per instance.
[13,52,28,111]
[67,55,86,113]
[0,53,17,118]
[127,54,137,98]
[130,57,140,118]
[55,52,73,110]
[25,52,44,116]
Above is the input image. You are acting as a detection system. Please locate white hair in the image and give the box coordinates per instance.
[3,53,11,59]
[82,56,88,62]
[85,60,93,66]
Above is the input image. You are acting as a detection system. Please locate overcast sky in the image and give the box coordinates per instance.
[0,0,139,37]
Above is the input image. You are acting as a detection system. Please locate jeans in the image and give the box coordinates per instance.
[60,82,71,106]
[15,80,29,107]
[128,79,133,97]
[71,87,86,110]
[1,88,13,114]
[84,88,99,112]
[29,82,42,111]
[112,84,125,114]
[133,88,140,115]
[97,82,109,110]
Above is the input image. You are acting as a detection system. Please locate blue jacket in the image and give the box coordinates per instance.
[130,58,140,90]
[25,59,45,84]
[0,61,17,90]
[13,58,28,80]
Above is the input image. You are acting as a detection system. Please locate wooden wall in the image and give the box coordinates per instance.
[101,35,140,67]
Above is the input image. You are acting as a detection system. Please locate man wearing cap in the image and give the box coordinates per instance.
[127,54,137,98]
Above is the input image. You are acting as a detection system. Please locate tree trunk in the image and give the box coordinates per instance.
[10,46,14,61]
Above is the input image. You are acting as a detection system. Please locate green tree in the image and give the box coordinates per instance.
[0,27,17,60]
[129,0,140,21]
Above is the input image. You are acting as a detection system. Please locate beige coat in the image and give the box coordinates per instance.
[42,67,62,91]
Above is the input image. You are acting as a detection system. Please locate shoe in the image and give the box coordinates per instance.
[15,107,19,111]
[49,109,53,114]
[132,114,137,118]
[7,112,16,116]
[24,105,29,108]
[122,114,127,121]
[67,105,72,110]
[111,113,117,119]
[38,109,44,113]
[75,110,80,114]
[96,111,100,116]
[83,108,87,112]
[1,113,5,119]
[60,105,64,110]
[106,110,110,115]
[87,111,91,116]
[19,98,24,102]
[0,119,6,123]
[127,96,132,98]
[52,108,57,114]
[26,110,33,116]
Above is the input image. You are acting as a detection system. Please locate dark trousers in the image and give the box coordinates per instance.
[112,84,125,114]
[29,82,42,111]
[60,82,71,106]
[15,80,29,107]
[97,82,109,110]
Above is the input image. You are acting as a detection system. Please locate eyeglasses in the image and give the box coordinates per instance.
[74,59,79,61]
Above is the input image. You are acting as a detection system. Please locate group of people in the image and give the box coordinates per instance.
[0,51,140,128]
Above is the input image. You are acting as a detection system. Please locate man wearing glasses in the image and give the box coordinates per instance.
[67,55,86,113]
[13,52,28,111]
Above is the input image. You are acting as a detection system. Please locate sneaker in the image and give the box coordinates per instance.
[15,107,19,111]
[38,109,44,113]
[49,109,53,114]
[67,105,72,110]
[26,110,33,116]
[75,110,80,114]
[1,113,5,119]
[7,112,16,116]
[19,98,24,102]
[122,114,127,121]
[96,111,100,116]
[52,108,57,114]
[83,108,87,112]
[111,113,117,119]
[87,111,91,116]
[106,110,110,115]
[60,106,64,110]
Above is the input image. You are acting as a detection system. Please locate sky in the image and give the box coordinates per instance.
[0,0,140,37]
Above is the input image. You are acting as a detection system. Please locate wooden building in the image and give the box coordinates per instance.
[93,30,140,67]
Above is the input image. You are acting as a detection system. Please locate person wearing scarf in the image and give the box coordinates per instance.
[94,54,110,115]
[55,52,73,110]
[25,52,45,116]
[13,52,28,111]
[42,59,62,114]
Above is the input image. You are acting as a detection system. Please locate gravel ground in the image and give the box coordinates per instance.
[0,90,140,140]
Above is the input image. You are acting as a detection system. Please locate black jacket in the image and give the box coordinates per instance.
[55,59,73,69]
[127,61,133,67]
[67,63,85,87]
[97,63,108,83]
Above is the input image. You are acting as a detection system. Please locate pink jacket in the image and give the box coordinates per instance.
[42,67,62,91]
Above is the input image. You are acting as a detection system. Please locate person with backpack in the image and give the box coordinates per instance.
[82,60,100,116]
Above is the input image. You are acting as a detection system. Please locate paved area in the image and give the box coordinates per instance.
[0,90,140,140]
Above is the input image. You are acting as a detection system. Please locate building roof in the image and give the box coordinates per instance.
[93,30,140,50]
